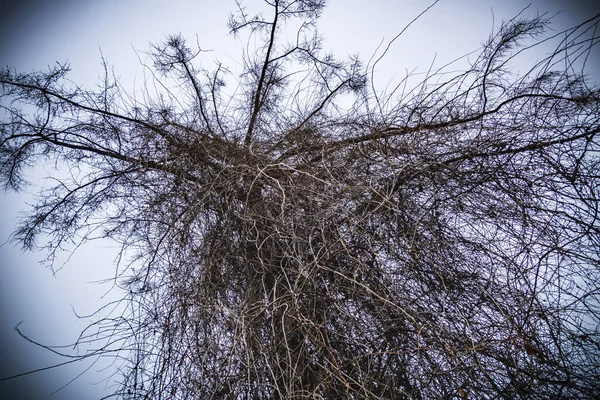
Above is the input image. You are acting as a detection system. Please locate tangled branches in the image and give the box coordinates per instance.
[1,1,600,398]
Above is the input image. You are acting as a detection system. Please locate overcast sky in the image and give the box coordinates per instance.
[1,0,598,398]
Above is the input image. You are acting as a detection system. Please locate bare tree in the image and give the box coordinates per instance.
[1,1,600,398]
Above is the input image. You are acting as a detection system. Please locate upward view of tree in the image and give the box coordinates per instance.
[2,0,600,398]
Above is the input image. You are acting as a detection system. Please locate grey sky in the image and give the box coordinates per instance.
[0,0,598,398]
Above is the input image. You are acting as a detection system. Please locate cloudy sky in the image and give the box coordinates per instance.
[1,0,598,398]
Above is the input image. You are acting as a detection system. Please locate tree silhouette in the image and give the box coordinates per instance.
[1,1,600,398]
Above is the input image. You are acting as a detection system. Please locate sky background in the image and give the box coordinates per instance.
[0,0,598,398]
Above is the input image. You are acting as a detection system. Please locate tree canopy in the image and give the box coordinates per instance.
[1,1,600,398]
